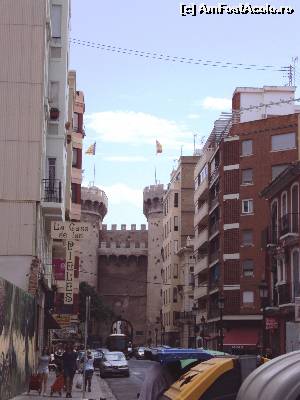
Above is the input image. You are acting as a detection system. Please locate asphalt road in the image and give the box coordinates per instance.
[103,358,156,400]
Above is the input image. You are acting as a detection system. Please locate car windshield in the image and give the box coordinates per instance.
[106,353,126,361]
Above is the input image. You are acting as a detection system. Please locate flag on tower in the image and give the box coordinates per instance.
[85,142,96,155]
[156,140,162,154]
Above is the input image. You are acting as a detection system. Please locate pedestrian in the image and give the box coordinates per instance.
[138,361,181,400]
[37,347,50,396]
[83,350,94,392]
[62,343,77,398]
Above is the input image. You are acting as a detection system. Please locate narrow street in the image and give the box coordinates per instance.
[103,358,156,400]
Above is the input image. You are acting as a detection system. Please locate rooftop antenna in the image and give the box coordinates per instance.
[193,134,197,154]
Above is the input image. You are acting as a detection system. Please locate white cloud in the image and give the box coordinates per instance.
[201,97,232,111]
[100,183,143,208]
[187,113,201,119]
[103,155,148,163]
[86,111,194,150]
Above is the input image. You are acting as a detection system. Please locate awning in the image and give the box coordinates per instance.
[223,327,259,347]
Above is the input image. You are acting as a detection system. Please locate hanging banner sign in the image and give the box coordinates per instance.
[64,240,75,304]
[51,221,91,240]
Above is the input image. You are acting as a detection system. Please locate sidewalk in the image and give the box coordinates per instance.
[11,371,116,400]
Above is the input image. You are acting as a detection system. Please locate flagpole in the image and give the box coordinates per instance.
[93,162,95,186]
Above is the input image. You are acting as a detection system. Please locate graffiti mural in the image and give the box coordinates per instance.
[0,278,36,400]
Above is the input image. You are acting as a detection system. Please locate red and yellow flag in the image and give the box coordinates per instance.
[85,142,96,155]
[156,140,162,154]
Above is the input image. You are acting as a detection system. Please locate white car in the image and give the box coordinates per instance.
[99,351,130,378]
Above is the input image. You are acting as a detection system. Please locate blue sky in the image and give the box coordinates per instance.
[70,0,300,226]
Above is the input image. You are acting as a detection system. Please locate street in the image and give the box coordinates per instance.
[102,358,156,400]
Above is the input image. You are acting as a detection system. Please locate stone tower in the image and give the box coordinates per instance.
[143,184,164,346]
[80,186,108,287]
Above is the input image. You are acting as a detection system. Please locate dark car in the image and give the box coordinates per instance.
[99,351,130,378]
[134,347,146,359]
[91,350,105,370]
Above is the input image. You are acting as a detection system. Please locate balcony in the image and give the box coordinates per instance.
[194,282,208,300]
[194,177,209,205]
[194,228,208,250]
[280,213,299,238]
[209,279,220,292]
[209,220,220,238]
[41,179,64,224]
[194,202,208,227]
[209,167,219,185]
[209,250,220,265]
[195,255,208,274]
[210,196,219,211]
[177,311,194,323]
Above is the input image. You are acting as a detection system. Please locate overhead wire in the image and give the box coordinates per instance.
[70,38,288,72]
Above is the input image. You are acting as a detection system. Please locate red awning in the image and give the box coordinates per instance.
[223,328,259,347]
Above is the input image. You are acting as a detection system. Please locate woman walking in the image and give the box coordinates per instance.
[83,350,94,392]
[37,347,50,396]
[62,343,77,398]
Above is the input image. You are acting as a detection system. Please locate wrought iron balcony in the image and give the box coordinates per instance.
[273,283,292,306]
[42,179,62,203]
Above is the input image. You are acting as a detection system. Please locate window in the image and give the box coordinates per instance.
[195,164,208,188]
[71,183,81,204]
[174,240,178,254]
[51,4,62,38]
[291,184,299,233]
[173,264,178,279]
[243,291,254,304]
[173,287,178,303]
[242,199,253,214]
[272,164,289,180]
[242,259,254,277]
[174,216,179,231]
[48,158,56,181]
[241,140,253,156]
[242,169,253,184]
[292,249,300,299]
[174,192,179,207]
[72,148,79,167]
[277,258,286,283]
[50,46,62,58]
[281,191,288,217]
[242,230,253,246]
[73,113,79,131]
[271,132,296,151]
[49,81,59,106]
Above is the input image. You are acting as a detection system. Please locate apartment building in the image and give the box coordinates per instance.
[261,162,300,355]
[0,0,71,346]
[52,70,85,328]
[193,86,299,353]
[162,156,199,346]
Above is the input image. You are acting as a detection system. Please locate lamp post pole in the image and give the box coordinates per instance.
[218,295,224,352]
[201,316,206,349]
[155,327,158,347]
[259,280,268,356]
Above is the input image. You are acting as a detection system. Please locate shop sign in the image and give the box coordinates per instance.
[51,221,91,240]
[64,240,75,305]
[265,317,278,330]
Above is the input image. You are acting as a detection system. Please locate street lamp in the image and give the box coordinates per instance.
[218,295,225,352]
[200,316,206,349]
[259,279,268,356]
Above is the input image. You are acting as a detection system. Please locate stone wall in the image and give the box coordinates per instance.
[0,278,36,400]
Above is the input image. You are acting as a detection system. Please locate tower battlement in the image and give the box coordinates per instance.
[81,186,108,221]
[143,184,164,219]
[102,224,147,231]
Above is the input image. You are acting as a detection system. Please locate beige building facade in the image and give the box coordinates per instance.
[143,184,164,346]
[162,156,199,346]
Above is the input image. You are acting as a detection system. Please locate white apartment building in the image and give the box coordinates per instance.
[0,1,71,348]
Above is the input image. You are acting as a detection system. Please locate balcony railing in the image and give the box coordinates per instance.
[209,167,219,184]
[42,179,62,203]
[210,196,219,210]
[210,220,220,237]
[177,311,194,322]
[210,250,220,264]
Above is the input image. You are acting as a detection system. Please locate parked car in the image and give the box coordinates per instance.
[99,351,130,378]
[91,350,105,370]
[134,347,146,359]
